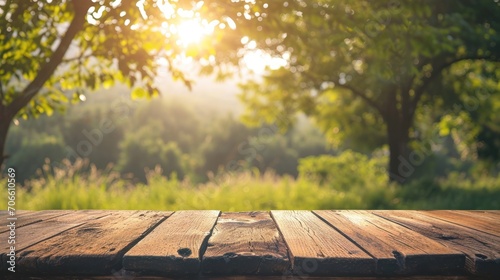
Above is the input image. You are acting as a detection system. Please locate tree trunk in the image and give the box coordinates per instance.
[386,119,411,183]
[0,109,14,168]
[0,0,91,168]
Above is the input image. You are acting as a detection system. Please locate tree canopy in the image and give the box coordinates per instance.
[0,0,248,165]
[235,0,500,181]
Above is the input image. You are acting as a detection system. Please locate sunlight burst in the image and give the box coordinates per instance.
[243,49,288,74]
[175,19,208,47]
[156,1,287,73]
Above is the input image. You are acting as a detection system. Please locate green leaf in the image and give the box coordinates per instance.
[131,87,148,99]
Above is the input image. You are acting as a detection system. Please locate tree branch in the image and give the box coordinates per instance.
[0,82,4,102]
[296,69,386,117]
[337,83,386,117]
[409,54,500,120]
[7,0,92,116]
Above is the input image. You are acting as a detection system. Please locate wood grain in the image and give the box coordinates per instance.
[271,210,375,276]
[373,210,500,276]
[4,210,499,277]
[2,211,102,251]
[0,210,32,218]
[0,210,72,234]
[202,212,289,275]
[419,210,499,237]
[0,210,110,272]
[16,211,168,275]
[123,210,220,275]
[314,210,464,275]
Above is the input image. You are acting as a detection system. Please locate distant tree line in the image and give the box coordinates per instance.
[5,91,333,183]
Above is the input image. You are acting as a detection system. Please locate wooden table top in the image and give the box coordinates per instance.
[1,210,498,279]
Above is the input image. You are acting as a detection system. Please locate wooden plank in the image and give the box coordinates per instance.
[0,210,72,233]
[474,210,500,215]
[0,210,32,217]
[271,210,375,276]
[1,211,112,273]
[1,211,107,252]
[314,210,465,275]
[452,210,500,223]
[123,210,220,275]
[16,211,169,275]
[202,212,290,275]
[420,210,500,237]
[373,210,500,276]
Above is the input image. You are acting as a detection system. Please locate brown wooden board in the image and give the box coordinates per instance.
[1,212,97,273]
[0,210,72,234]
[463,211,500,223]
[475,210,500,216]
[202,212,290,275]
[419,210,500,237]
[16,211,169,275]
[271,210,375,276]
[454,211,500,221]
[314,210,464,275]
[123,210,220,275]
[373,210,500,276]
[0,210,32,218]
[451,211,500,227]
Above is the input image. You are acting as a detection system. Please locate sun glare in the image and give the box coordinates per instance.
[243,49,288,74]
[175,19,208,47]
[155,1,287,74]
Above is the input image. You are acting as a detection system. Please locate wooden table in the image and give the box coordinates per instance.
[1,210,498,279]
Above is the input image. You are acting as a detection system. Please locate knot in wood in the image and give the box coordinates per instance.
[177,248,192,257]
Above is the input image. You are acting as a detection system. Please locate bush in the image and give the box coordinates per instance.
[5,134,67,183]
[117,122,187,182]
[2,151,498,211]
[298,150,388,188]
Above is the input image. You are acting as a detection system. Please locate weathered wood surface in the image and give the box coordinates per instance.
[16,211,168,275]
[0,210,72,233]
[314,210,464,275]
[123,210,219,275]
[202,212,289,275]
[0,210,32,217]
[373,210,500,276]
[2,210,499,278]
[420,210,500,237]
[271,210,375,276]
[2,210,110,251]
[0,210,115,271]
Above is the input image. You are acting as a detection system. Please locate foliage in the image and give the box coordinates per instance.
[3,92,335,182]
[298,151,387,186]
[3,153,498,211]
[117,121,188,182]
[234,0,500,181]
[0,0,247,114]
[6,134,67,183]
[0,0,254,165]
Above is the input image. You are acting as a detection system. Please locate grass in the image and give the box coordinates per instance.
[2,158,499,210]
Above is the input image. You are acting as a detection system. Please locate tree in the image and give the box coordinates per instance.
[0,0,247,167]
[235,0,500,182]
[117,121,187,182]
